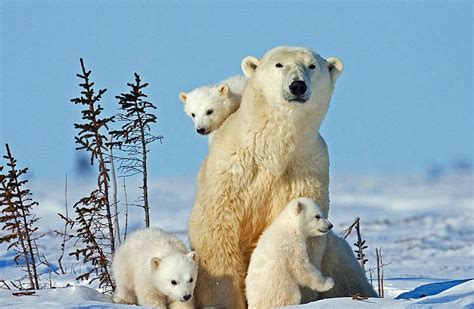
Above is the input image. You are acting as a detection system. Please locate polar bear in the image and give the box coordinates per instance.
[188,46,375,308]
[112,228,198,308]
[178,75,246,138]
[246,197,334,309]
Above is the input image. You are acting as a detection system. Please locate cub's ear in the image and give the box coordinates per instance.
[179,92,187,104]
[296,201,304,215]
[326,57,344,83]
[218,83,230,97]
[187,251,198,262]
[241,56,260,78]
[150,257,161,270]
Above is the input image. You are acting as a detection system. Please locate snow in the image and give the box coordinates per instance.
[0,169,473,308]
[0,280,472,308]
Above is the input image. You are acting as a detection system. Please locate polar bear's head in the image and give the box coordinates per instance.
[287,197,333,237]
[241,46,343,121]
[179,84,234,135]
[150,251,198,303]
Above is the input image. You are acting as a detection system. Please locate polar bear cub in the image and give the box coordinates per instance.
[179,75,246,139]
[245,197,334,309]
[112,227,198,308]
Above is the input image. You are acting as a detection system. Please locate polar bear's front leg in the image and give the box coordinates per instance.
[189,203,247,308]
[291,255,334,292]
[290,239,334,293]
[135,280,167,309]
[192,237,247,309]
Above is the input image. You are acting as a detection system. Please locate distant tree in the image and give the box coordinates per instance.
[110,73,162,227]
[69,58,115,292]
[0,144,43,290]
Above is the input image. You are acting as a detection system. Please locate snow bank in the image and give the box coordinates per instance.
[0,286,113,308]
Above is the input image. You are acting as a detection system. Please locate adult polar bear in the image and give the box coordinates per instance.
[188,46,375,308]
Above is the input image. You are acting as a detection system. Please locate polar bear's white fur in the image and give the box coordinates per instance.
[179,75,246,139]
[112,228,198,308]
[189,46,346,308]
[245,197,334,309]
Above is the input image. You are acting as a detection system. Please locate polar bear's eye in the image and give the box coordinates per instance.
[171,280,177,285]
[315,215,321,219]
[309,64,316,70]
[275,63,283,68]
[206,109,213,115]
[191,113,195,118]
[189,278,193,283]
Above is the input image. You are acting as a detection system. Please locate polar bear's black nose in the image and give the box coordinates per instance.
[197,128,205,134]
[289,80,307,96]
[183,294,191,301]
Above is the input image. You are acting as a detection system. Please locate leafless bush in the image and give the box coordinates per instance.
[109,73,163,227]
[0,144,44,290]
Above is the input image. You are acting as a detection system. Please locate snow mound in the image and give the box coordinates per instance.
[0,286,113,308]
[288,280,474,308]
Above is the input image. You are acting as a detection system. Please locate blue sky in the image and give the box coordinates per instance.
[0,1,472,180]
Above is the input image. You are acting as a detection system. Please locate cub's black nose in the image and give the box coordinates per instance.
[289,80,307,96]
[328,223,333,230]
[183,294,192,301]
[197,128,205,134]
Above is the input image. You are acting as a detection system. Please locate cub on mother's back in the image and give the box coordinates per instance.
[112,228,198,309]
[179,75,246,139]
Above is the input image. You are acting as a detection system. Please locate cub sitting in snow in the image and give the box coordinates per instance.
[179,75,246,140]
[245,197,334,309]
[112,228,198,308]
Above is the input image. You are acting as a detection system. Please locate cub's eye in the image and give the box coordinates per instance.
[171,280,177,285]
[191,113,195,118]
[315,215,321,219]
[189,278,193,283]
[309,64,316,70]
[206,109,213,115]
[275,63,283,68]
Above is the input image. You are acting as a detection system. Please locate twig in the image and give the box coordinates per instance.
[0,279,11,290]
[376,247,384,298]
[122,177,129,240]
[109,142,121,246]
[340,217,360,239]
[354,218,368,271]
[12,291,36,296]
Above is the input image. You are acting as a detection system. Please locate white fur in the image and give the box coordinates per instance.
[245,198,334,309]
[179,75,246,141]
[189,46,346,308]
[112,228,198,309]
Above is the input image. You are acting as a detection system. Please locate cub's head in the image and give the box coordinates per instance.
[150,251,198,303]
[179,83,232,135]
[241,46,343,119]
[289,197,333,237]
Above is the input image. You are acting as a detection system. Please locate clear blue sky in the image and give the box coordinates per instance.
[0,1,472,180]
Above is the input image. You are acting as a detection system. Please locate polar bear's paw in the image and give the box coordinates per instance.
[319,277,335,292]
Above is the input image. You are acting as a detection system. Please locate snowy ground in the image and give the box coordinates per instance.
[0,168,473,307]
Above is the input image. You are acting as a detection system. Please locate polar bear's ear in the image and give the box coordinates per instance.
[218,83,230,97]
[326,57,344,83]
[187,251,198,262]
[241,56,260,78]
[179,92,187,104]
[150,257,161,270]
[296,201,304,215]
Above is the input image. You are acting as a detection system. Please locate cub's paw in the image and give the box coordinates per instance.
[319,277,334,292]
